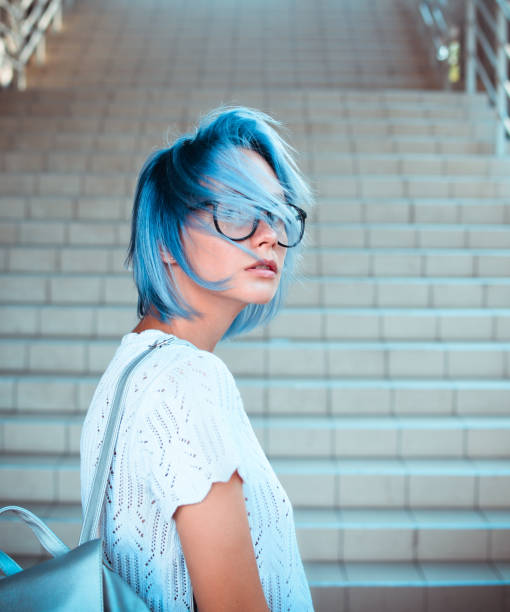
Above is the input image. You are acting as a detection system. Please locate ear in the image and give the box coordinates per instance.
[159,245,176,266]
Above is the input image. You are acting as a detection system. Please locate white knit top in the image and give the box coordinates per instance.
[80,329,315,612]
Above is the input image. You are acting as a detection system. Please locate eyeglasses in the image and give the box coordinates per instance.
[194,200,307,248]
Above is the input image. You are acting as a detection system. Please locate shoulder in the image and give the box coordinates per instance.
[141,343,239,418]
[163,344,235,390]
[181,348,239,412]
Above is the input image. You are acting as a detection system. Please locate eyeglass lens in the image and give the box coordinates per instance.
[214,203,303,247]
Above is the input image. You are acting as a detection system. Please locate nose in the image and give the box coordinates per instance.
[252,216,278,247]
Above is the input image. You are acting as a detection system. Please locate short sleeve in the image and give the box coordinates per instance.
[134,349,244,522]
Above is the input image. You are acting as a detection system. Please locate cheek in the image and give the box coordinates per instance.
[185,232,238,279]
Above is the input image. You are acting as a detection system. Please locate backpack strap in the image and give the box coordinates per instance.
[0,505,69,576]
[79,337,175,546]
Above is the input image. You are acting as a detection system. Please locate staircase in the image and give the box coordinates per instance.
[1,1,510,611]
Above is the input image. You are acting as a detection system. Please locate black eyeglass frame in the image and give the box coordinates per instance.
[196,199,307,248]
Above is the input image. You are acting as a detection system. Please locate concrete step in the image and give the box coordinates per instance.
[258,415,510,459]
[1,336,510,378]
[5,272,510,308]
[304,119,498,141]
[296,507,510,562]
[268,307,510,341]
[306,102,496,121]
[0,115,499,141]
[2,375,509,417]
[1,412,509,459]
[2,549,507,612]
[311,276,510,308]
[5,243,510,276]
[4,218,510,250]
[0,131,497,156]
[20,72,438,92]
[304,560,510,612]
[0,87,492,113]
[316,198,510,225]
[4,304,510,342]
[305,562,510,612]
[1,453,509,509]
[314,175,510,199]
[308,135,497,155]
[3,195,510,225]
[2,171,509,199]
[0,98,498,125]
[285,89,491,107]
[2,150,509,177]
[0,195,132,221]
[312,248,510,277]
[276,457,510,510]
[0,98,497,125]
[316,224,510,249]
[4,0,440,92]
[0,82,491,101]
[304,559,510,587]
[1,501,508,564]
[310,153,510,177]
[214,339,510,379]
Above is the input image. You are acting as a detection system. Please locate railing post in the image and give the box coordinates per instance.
[36,37,46,64]
[496,1,508,155]
[53,4,63,32]
[465,0,476,94]
[17,65,26,91]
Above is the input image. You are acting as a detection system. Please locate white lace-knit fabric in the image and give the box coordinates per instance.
[80,329,315,612]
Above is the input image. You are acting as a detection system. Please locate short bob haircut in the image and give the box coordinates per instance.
[124,105,315,341]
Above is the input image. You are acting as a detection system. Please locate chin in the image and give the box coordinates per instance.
[236,282,280,306]
[247,291,277,305]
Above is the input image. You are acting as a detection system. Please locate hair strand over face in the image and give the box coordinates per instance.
[124,104,316,341]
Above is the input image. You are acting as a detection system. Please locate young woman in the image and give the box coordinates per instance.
[80,106,315,612]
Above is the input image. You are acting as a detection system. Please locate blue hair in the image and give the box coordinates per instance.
[124,105,315,341]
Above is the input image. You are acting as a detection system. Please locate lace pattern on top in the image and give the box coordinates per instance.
[80,330,315,611]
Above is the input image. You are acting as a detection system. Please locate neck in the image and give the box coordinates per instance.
[131,303,244,352]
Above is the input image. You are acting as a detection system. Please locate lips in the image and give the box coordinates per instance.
[246,258,278,273]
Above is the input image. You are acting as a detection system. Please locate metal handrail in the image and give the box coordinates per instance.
[0,0,65,90]
[418,0,509,156]
[416,1,462,87]
[418,1,451,61]
[466,0,510,155]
